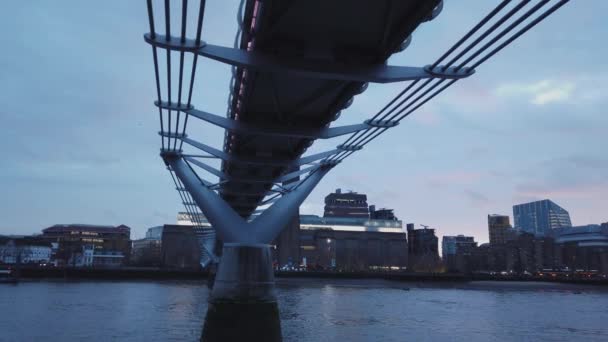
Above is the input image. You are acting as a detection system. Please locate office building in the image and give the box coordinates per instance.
[488,214,517,245]
[442,235,477,273]
[442,235,476,260]
[42,224,131,267]
[131,226,163,266]
[175,212,217,267]
[274,174,302,268]
[274,212,301,269]
[513,199,572,236]
[406,224,440,271]
[323,188,369,218]
[0,236,52,265]
[161,224,203,269]
[552,224,608,273]
[177,212,212,227]
[369,205,398,221]
[407,224,439,257]
[145,226,164,239]
[298,214,407,271]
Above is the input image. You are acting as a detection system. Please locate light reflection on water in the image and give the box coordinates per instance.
[1,279,608,342]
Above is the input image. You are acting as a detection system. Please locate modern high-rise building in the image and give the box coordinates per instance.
[513,199,572,236]
[442,235,477,272]
[442,235,477,260]
[488,214,516,245]
[406,224,440,272]
[406,224,439,258]
[323,188,369,218]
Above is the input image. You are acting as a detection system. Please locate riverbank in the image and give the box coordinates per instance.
[5,266,607,285]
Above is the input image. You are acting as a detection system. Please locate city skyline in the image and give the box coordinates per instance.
[1,1,607,244]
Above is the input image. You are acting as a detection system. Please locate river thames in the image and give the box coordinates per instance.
[1,278,607,341]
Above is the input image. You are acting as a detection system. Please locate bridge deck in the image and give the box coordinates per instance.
[221,0,440,216]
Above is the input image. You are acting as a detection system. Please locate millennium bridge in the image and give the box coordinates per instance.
[142,0,570,339]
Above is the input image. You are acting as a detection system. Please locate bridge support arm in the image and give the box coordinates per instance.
[165,154,249,243]
[156,101,370,140]
[144,34,473,83]
[165,152,333,245]
[252,166,332,243]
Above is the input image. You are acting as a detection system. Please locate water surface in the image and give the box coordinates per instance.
[1,279,607,341]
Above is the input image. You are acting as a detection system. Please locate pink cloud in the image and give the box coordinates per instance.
[411,108,441,125]
[514,181,608,202]
[426,170,485,187]
[437,80,500,114]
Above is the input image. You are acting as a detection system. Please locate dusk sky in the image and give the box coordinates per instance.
[1,1,606,243]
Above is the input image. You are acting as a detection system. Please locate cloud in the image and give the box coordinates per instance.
[514,181,608,202]
[495,79,575,105]
[426,171,485,188]
[300,202,322,216]
[512,155,608,202]
[539,155,608,171]
[464,189,491,206]
[411,108,441,125]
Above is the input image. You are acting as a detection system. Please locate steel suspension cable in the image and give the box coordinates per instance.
[174,0,188,150]
[455,0,550,71]
[328,77,439,162]
[339,78,422,149]
[164,0,172,149]
[332,0,517,160]
[469,0,570,69]
[146,0,165,150]
[331,0,567,166]
[169,169,202,228]
[443,0,531,70]
[179,0,206,151]
[430,0,512,69]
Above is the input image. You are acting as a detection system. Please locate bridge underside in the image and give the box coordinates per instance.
[221,0,440,217]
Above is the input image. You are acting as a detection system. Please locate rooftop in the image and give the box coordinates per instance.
[43,224,131,234]
[300,214,402,227]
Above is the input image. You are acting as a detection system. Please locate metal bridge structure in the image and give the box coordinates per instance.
[143,0,570,308]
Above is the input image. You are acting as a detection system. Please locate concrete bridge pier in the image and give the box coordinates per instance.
[210,243,276,302]
[201,243,281,341]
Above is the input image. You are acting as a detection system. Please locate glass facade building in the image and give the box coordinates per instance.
[513,199,572,236]
[442,235,476,261]
[442,235,477,272]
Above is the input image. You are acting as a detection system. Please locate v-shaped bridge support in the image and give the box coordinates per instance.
[164,152,332,244]
[163,151,332,302]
